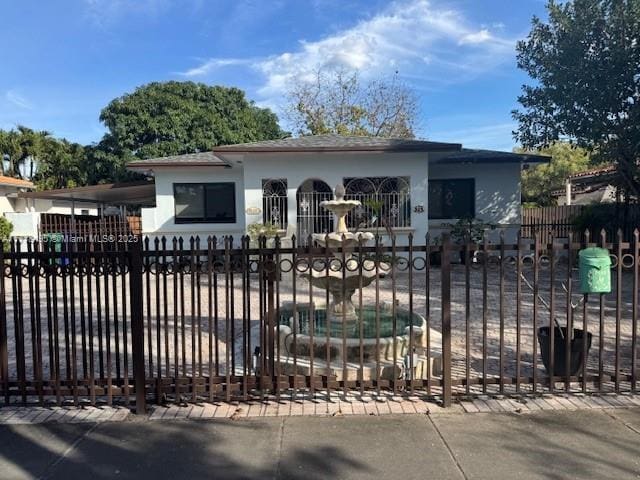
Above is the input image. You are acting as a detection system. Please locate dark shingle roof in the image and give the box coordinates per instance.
[432,148,550,165]
[212,134,461,153]
[126,136,549,169]
[127,151,229,169]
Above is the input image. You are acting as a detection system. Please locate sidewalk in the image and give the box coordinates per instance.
[0,401,639,479]
[3,392,639,424]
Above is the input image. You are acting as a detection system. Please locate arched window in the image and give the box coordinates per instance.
[344,176,411,229]
[262,179,288,229]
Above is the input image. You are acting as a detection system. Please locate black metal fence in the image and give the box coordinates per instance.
[0,229,638,412]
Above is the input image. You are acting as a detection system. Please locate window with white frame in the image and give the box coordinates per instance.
[343,176,411,229]
[262,179,287,229]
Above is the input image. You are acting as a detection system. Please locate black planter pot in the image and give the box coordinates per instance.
[459,248,477,265]
[537,326,592,377]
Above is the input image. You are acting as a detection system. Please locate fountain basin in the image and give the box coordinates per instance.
[275,304,442,381]
[312,231,375,251]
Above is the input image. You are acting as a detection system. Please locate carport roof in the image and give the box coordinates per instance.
[18,181,156,206]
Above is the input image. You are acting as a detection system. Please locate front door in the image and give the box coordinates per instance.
[296,179,333,245]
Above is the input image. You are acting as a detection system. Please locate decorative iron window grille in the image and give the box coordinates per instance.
[262,179,288,230]
[344,177,411,229]
[296,180,333,243]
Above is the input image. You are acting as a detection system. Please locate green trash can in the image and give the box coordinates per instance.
[578,247,612,294]
[42,233,64,264]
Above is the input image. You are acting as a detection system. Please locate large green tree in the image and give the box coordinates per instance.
[513,0,640,199]
[518,142,593,206]
[98,81,286,161]
[35,139,87,189]
[1,83,286,188]
[0,126,86,189]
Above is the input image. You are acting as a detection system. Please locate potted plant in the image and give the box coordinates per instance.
[362,199,385,238]
[360,199,388,266]
[247,221,280,248]
[443,217,494,264]
[428,233,442,266]
[247,222,281,280]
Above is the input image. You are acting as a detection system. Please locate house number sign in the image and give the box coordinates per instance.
[414,205,425,213]
[246,206,262,215]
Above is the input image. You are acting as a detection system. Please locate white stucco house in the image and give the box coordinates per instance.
[127,135,548,244]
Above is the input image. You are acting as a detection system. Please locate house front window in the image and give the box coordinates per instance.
[173,182,236,224]
[262,178,287,229]
[428,179,475,219]
[344,176,411,229]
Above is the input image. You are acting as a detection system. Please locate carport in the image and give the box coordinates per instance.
[17,181,155,238]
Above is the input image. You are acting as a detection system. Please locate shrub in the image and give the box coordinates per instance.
[247,222,279,240]
[441,217,495,244]
[0,216,12,250]
[572,204,637,238]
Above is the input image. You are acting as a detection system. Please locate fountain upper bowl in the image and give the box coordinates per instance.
[320,200,361,208]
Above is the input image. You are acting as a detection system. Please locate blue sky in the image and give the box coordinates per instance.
[0,0,548,151]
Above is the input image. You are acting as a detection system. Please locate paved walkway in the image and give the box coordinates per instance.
[1,403,639,479]
[1,393,640,424]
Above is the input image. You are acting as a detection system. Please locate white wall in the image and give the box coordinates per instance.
[428,161,522,243]
[0,187,17,213]
[241,151,430,243]
[3,203,100,240]
[36,200,98,215]
[140,152,524,245]
[1,194,98,216]
[4,212,38,239]
[141,165,245,241]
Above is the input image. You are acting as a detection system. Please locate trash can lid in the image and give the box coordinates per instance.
[579,247,610,259]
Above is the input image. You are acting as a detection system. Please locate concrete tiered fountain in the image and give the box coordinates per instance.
[277,183,441,382]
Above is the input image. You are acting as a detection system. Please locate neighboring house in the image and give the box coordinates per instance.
[554,165,618,205]
[127,135,549,244]
[0,176,100,238]
[0,175,35,214]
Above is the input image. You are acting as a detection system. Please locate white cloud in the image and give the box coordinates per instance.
[182,0,516,102]
[459,29,492,45]
[178,58,254,77]
[5,90,33,110]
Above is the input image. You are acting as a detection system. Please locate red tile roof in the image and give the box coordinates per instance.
[568,165,616,180]
[0,175,34,188]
